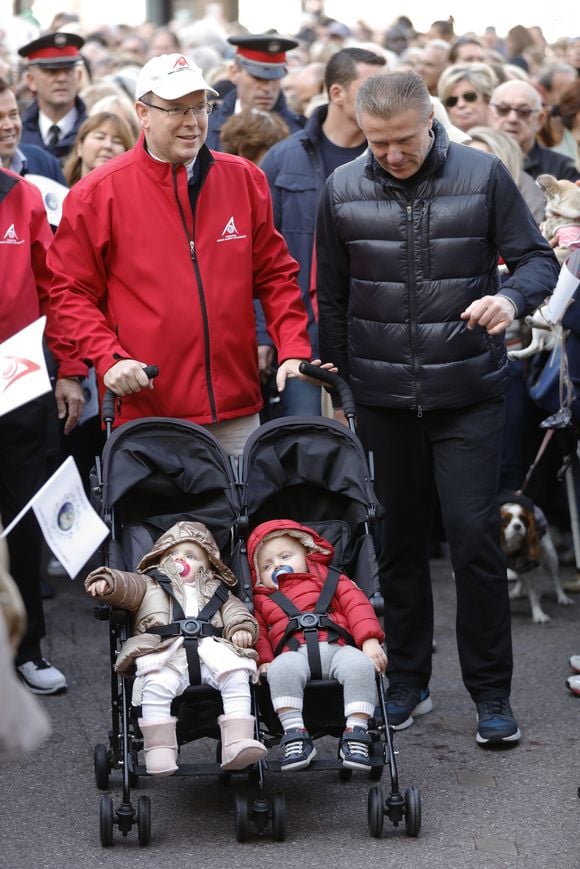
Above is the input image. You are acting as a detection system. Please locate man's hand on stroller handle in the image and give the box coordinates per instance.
[362,638,388,673]
[276,358,337,392]
[231,630,253,649]
[104,359,156,395]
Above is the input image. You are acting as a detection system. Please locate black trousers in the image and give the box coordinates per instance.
[357,398,513,702]
[0,394,52,664]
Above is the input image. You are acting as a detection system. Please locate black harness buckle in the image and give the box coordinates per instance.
[297,612,321,629]
[181,618,203,638]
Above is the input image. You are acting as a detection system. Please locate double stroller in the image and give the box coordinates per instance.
[89,368,421,845]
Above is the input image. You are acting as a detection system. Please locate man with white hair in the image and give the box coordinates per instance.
[490,79,579,181]
[416,40,450,96]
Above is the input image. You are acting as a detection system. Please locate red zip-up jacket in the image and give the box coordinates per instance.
[247,520,385,666]
[48,137,311,425]
[0,169,85,377]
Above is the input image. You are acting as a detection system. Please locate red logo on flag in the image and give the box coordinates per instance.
[0,356,41,392]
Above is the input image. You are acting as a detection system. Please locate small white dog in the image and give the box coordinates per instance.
[500,494,573,623]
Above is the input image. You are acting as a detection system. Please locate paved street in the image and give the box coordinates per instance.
[2,555,579,869]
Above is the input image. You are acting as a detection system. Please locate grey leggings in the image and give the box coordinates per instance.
[267,642,376,718]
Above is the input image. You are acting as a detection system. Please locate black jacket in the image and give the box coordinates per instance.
[523,142,579,182]
[20,97,87,163]
[316,121,560,413]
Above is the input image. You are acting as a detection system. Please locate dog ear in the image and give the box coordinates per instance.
[524,508,541,561]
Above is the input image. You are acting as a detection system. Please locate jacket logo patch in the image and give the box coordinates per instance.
[0,223,24,245]
[217,216,247,243]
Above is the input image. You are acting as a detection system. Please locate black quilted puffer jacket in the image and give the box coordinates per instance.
[317,120,559,414]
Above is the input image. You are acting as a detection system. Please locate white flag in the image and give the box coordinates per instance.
[24,174,69,227]
[0,457,109,579]
[0,317,51,417]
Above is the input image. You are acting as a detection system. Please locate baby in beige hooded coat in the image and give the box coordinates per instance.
[86,520,266,775]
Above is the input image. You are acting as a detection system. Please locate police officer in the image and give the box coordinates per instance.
[206,33,305,151]
[18,32,87,163]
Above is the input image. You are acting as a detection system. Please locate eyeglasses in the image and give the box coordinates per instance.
[140,101,213,118]
[444,91,479,109]
[490,103,537,119]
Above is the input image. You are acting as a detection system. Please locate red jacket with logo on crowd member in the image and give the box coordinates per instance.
[0,169,85,379]
[247,519,385,666]
[47,136,311,426]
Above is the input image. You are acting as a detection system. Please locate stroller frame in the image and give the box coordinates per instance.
[90,366,421,845]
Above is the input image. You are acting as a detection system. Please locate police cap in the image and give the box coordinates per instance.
[228,33,298,80]
[18,32,84,68]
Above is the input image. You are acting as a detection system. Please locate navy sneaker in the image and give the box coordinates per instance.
[385,683,433,730]
[476,698,521,745]
[340,726,372,770]
[279,729,317,771]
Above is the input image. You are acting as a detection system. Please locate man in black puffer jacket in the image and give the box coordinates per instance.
[316,71,559,747]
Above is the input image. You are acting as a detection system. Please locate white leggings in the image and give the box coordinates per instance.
[141,664,252,721]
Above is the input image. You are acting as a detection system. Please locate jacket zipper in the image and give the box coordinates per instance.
[406,202,423,418]
[172,167,217,422]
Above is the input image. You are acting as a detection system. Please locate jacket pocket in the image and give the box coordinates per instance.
[275,173,318,231]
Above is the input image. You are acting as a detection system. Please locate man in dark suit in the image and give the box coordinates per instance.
[18,32,87,164]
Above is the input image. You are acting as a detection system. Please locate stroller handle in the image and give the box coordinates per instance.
[102,365,159,424]
[298,361,356,419]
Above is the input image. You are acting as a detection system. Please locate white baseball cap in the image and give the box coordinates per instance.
[135,53,218,101]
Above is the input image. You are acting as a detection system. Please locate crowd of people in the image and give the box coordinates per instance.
[0,5,579,759]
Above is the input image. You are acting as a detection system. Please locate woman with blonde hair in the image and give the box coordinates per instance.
[63,112,135,186]
[437,63,498,133]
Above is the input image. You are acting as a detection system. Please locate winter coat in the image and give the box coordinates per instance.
[20,96,87,163]
[48,139,311,426]
[246,519,384,666]
[0,169,85,377]
[206,88,305,152]
[19,145,67,185]
[523,142,579,183]
[85,521,258,675]
[317,120,560,413]
[259,104,328,351]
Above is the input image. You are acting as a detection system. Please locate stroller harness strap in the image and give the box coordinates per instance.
[270,567,355,679]
[146,569,227,685]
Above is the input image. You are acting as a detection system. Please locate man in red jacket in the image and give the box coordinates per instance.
[248,520,387,771]
[0,168,85,693]
[48,53,323,455]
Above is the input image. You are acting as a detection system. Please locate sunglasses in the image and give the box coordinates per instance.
[490,103,537,119]
[444,91,479,108]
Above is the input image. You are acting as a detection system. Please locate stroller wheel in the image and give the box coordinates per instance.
[404,786,421,838]
[94,743,110,790]
[338,767,353,782]
[271,792,287,842]
[99,795,114,847]
[367,785,384,839]
[137,795,152,846]
[234,793,250,842]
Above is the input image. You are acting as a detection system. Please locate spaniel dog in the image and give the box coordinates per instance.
[499,492,573,623]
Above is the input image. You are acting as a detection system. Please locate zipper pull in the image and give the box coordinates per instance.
[190,240,196,261]
[407,205,412,221]
[417,404,423,419]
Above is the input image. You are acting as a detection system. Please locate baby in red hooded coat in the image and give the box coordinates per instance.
[248,519,387,771]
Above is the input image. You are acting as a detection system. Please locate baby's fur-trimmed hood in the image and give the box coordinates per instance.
[136,520,237,586]
[247,519,333,587]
